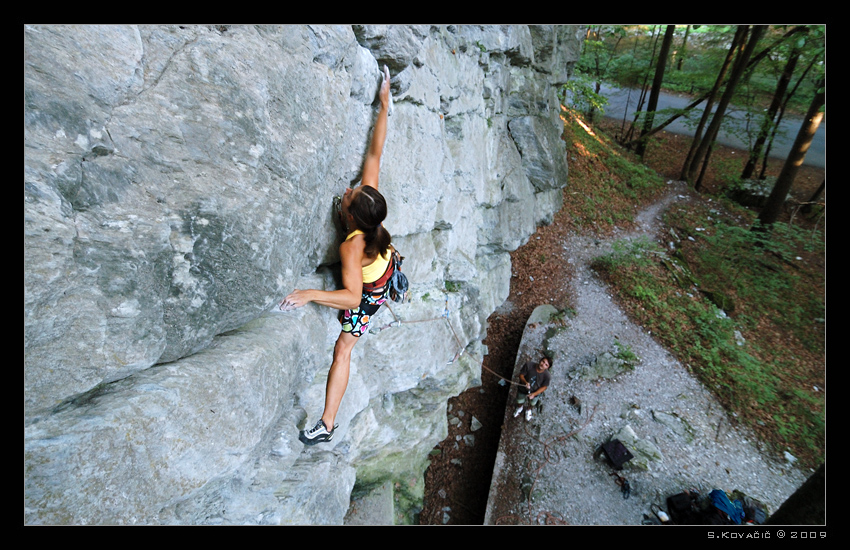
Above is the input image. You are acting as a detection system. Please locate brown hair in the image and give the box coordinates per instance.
[350,186,391,259]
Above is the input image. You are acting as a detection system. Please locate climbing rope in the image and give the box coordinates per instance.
[371,294,525,387]
[494,405,598,525]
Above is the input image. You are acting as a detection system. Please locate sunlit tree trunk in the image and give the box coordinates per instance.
[757,78,825,226]
[741,29,807,180]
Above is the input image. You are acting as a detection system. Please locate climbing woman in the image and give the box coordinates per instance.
[279,66,394,445]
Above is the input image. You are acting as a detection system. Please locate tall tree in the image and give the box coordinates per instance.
[621,26,663,144]
[756,77,825,227]
[741,28,809,180]
[757,32,824,180]
[679,26,748,181]
[635,25,676,157]
[580,25,627,122]
[687,25,768,190]
[675,25,692,71]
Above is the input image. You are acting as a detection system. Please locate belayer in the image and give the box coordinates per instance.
[280,66,394,445]
[513,355,552,422]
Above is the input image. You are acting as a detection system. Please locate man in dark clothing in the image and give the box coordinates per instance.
[513,356,552,421]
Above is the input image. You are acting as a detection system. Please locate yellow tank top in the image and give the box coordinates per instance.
[346,230,390,283]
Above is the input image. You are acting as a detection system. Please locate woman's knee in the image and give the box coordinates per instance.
[333,332,359,358]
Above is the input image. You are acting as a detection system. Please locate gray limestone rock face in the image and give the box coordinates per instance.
[24,24,581,525]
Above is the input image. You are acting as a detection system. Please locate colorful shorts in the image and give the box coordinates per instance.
[340,284,389,337]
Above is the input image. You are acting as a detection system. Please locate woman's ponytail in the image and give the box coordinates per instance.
[365,224,392,258]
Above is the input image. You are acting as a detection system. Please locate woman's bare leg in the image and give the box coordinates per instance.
[321,331,359,430]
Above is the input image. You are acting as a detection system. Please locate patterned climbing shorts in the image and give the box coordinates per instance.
[340,284,389,337]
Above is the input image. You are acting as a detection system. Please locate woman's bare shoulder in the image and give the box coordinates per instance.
[339,234,364,257]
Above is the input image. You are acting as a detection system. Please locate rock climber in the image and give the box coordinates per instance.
[279,66,394,445]
[513,355,552,421]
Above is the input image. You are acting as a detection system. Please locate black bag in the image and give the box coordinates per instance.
[667,492,700,524]
[600,439,633,470]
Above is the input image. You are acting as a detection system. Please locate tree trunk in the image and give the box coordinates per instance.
[757,79,825,226]
[677,27,747,179]
[676,25,691,71]
[758,53,820,180]
[635,25,676,157]
[741,30,807,180]
[680,26,749,182]
[690,26,768,190]
[802,178,825,214]
[623,26,661,146]
[766,463,824,525]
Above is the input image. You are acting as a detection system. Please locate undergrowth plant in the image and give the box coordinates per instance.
[561,111,666,231]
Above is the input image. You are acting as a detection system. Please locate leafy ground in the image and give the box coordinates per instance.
[419,110,825,525]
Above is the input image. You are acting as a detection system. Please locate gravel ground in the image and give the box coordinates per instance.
[484,181,810,525]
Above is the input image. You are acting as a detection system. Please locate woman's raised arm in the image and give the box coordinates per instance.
[360,65,390,191]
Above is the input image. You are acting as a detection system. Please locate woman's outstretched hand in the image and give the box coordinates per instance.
[379,65,390,109]
[279,289,310,311]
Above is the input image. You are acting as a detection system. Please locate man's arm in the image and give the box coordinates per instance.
[518,362,531,389]
[530,371,551,398]
[361,66,390,190]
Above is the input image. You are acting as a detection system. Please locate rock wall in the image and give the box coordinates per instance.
[24,24,581,525]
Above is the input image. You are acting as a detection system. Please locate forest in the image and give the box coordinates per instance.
[563,25,825,471]
[568,25,824,218]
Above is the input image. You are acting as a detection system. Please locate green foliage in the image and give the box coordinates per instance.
[578,25,826,118]
[712,156,747,188]
[444,280,462,293]
[613,340,639,367]
[603,236,663,269]
[560,74,609,117]
[688,216,825,350]
[565,98,824,465]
